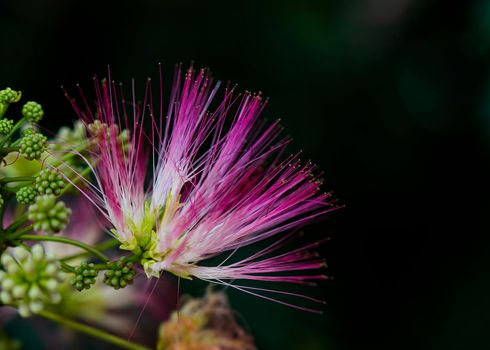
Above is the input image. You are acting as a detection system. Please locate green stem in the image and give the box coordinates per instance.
[93,263,110,270]
[8,224,33,239]
[48,142,89,168]
[0,147,19,156]
[6,213,28,232]
[60,165,94,195]
[0,176,34,184]
[0,116,27,148]
[61,239,119,262]
[20,234,109,262]
[0,103,8,118]
[89,254,140,271]
[37,310,153,350]
[61,142,88,161]
[0,193,9,234]
[2,185,28,193]
[60,261,76,273]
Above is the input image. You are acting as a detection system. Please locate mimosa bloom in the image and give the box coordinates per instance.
[67,65,337,306]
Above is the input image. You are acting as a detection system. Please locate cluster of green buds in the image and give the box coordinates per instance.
[28,195,71,233]
[87,120,111,138]
[0,119,13,135]
[0,85,165,350]
[0,87,21,117]
[21,102,44,123]
[15,167,67,206]
[55,121,86,147]
[0,88,21,139]
[19,129,48,161]
[0,87,49,162]
[49,121,90,172]
[34,168,66,196]
[0,88,45,141]
[16,186,37,205]
[103,258,135,290]
[0,245,65,317]
[70,262,98,291]
[0,88,22,104]
[87,120,129,152]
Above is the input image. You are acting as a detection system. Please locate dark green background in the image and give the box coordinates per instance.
[2,0,490,349]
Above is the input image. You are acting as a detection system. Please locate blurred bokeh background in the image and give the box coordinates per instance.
[1,0,490,349]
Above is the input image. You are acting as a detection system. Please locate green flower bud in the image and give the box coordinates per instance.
[19,132,48,160]
[0,245,65,317]
[70,262,98,291]
[35,168,66,196]
[55,121,86,146]
[0,88,21,104]
[87,120,129,150]
[103,258,135,290]
[0,194,4,207]
[28,195,71,233]
[22,101,44,123]
[87,120,108,137]
[21,128,35,136]
[16,186,37,205]
[0,118,13,135]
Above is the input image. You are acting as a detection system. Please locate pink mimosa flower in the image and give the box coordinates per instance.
[66,65,338,310]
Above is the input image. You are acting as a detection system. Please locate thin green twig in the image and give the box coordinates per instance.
[61,239,119,262]
[20,234,109,262]
[0,176,34,184]
[37,310,153,350]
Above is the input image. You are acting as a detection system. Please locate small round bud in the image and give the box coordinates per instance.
[0,88,21,104]
[29,300,43,313]
[71,262,98,291]
[1,291,12,304]
[2,278,15,291]
[1,254,15,267]
[103,258,135,290]
[22,101,44,122]
[44,263,57,276]
[55,121,86,146]
[31,244,45,261]
[43,278,59,291]
[28,285,42,299]
[87,120,108,137]
[35,168,66,196]
[21,128,36,136]
[28,195,71,233]
[0,194,4,207]
[13,247,29,261]
[87,120,129,150]
[12,284,27,298]
[50,293,62,304]
[19,132,48,161]
[18,304,30,318]
[0,118,14,134]
[16,186,37,205]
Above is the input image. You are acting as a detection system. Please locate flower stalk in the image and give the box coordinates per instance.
[37,310,153,350]
[19,234,109,262]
